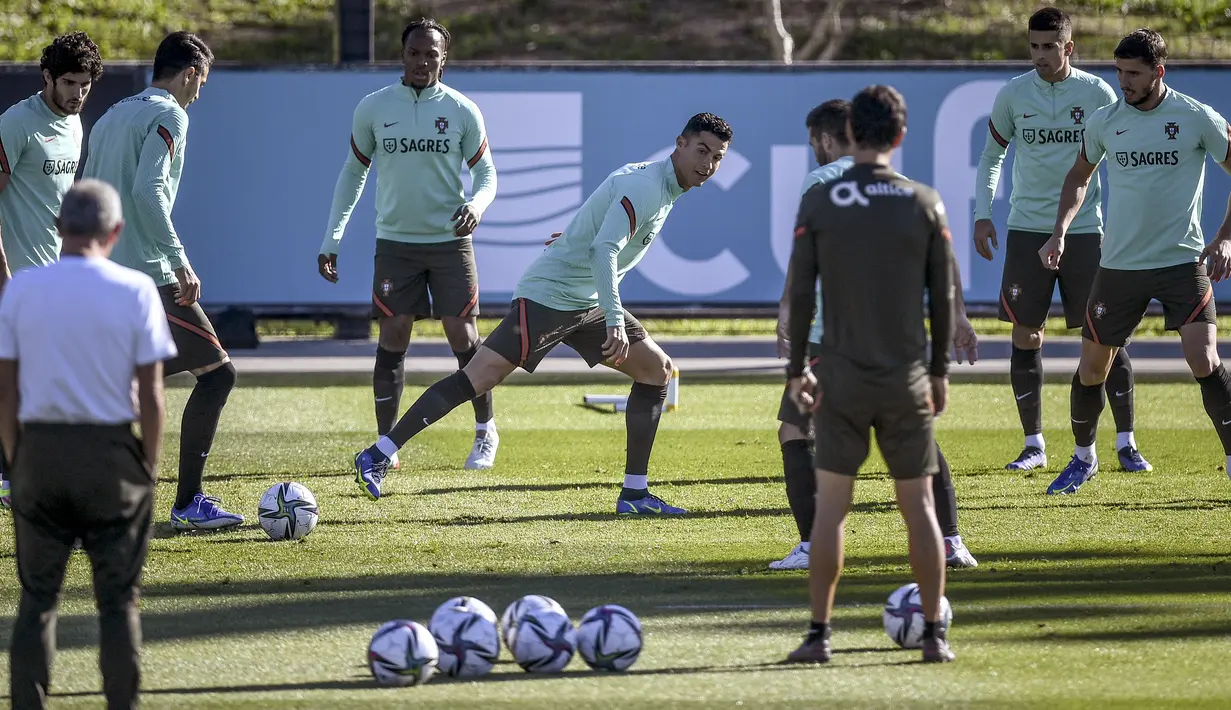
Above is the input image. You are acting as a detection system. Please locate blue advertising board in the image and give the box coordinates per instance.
[168,66,1231,307]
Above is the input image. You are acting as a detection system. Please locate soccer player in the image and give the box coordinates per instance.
[0,32,102,511]
[771,99,978,571]
[352,113,733,514]
[1041,29,1231,493]
[974,7,1151,475]
[784,85,955,664]
[82,31,244,530]
[319,18,499,471]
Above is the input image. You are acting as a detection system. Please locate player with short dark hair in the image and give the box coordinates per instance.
[784,85,955,664]
[320,18,500,473]
[771,99,978,571]
[351,113,732,515]
[0,31,104,510]
[974,8,1149,476]
[82,31,244,531]
[1040,28,1231,493]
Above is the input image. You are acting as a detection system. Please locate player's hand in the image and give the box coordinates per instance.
[452,204,481,237]
[973,219,999,261]
[173,265,201,306]
[953,315,979,364]
[602,325,630,366]
[788,370,820,413]
[318,253,339,283]
[1201,236,1231,282]
[930,375,949,416]
[776,303,790,359]
[1039,232,1065,271]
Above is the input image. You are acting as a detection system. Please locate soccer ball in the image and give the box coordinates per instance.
[257,482,319,541]
[430,605,501,678]
[500,594,565,648]
[577,604,643,672]
[883,582,952,649]
[511,607,577,673]
[368,620,438,687]
[431,596,498,630]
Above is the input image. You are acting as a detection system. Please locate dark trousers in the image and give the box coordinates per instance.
[9,423,154,710]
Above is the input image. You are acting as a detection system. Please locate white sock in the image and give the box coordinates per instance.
[375,436,399,459]
[1225,456,1231,479]
[799,541,811,553]
[1074,444,1096,464]
[1116,431,1136,451]
[623,474,648,491]
[476,419,494,434]
[1025,433,1045,451]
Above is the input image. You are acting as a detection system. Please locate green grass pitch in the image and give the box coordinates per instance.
[2,383,1230,708]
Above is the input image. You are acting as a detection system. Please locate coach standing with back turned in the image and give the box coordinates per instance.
[0,178,176,709]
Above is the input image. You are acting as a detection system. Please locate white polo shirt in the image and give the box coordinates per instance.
[0,255,177,424]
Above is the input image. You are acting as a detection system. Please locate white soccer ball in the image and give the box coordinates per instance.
[883,582,952,649]
[257,482,319,541]
[368,620,438,687]
[577,604,643,672]
[511,607,577,673]
[431,596,498,630]
[430,606,501,678]
[501,594,565,648]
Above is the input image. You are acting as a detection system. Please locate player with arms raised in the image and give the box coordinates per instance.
[771,99,977,571]
[974,7,1149,476]
[319,18,500,472]
[0,32,102,509]
[351,113,732,515]
[784,85,955,664]
[1041,29,1231,492]
[83,32,244,531]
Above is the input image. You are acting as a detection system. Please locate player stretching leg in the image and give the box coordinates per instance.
[0,32,102,509]
[353,114,733,513]
[974,7,1149,474]
[319,18,499,472]
[785,86,955,664]
[83,32,243,530]
[1042,29,1231,493]
[770,100,977,571]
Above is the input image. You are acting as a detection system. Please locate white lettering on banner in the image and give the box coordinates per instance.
[462,92,585,291]
[769,147,904,274]
[933,80,1007,290]
[633,146,752,296]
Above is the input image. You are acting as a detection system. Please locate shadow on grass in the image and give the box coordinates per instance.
[4,548,1231,653]
[415,475,786,496]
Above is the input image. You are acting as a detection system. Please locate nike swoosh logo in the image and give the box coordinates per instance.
[1022,113,1037,118]
[422,418,430,426]
[642,503,661,513]
[1016,393,1031,400]
[1115,389,1132,397]
[375,396,393,402]
[1223,419,1231,426]
[384,121,399,127]
[200,451,210,458]
[1071,419,1088,424]
[1116,129,1129,135]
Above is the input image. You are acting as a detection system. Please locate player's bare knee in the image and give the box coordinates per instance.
[654,354,674,386]
[1180,323,1219,377]
[440,316,479,350]
[463,347,514,394]
[779,422,808,444]
[1184,348,1218,378]
[1011,325,1043,350]
[377,315,414,351]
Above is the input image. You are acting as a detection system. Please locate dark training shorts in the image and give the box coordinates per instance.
[159,284,228,376]
[484,298,648,373]
[371,238,479,321]
[1082,261,1216,348]
[813,360,938,480]
[998,230,1101,329]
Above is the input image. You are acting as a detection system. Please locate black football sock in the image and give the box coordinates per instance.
[932,444,959,538]
[807,621,831,642]
[1010,346,1044,438]
[782,439,816,542]
[1070,372,1105,450]
[176,363,236,510]
[453,344,494,425]
[380,370,477,451]
[620,382,668,499]
[1107,349,1136,436]
[373,346,406,437]
[1196,363,1231,455]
